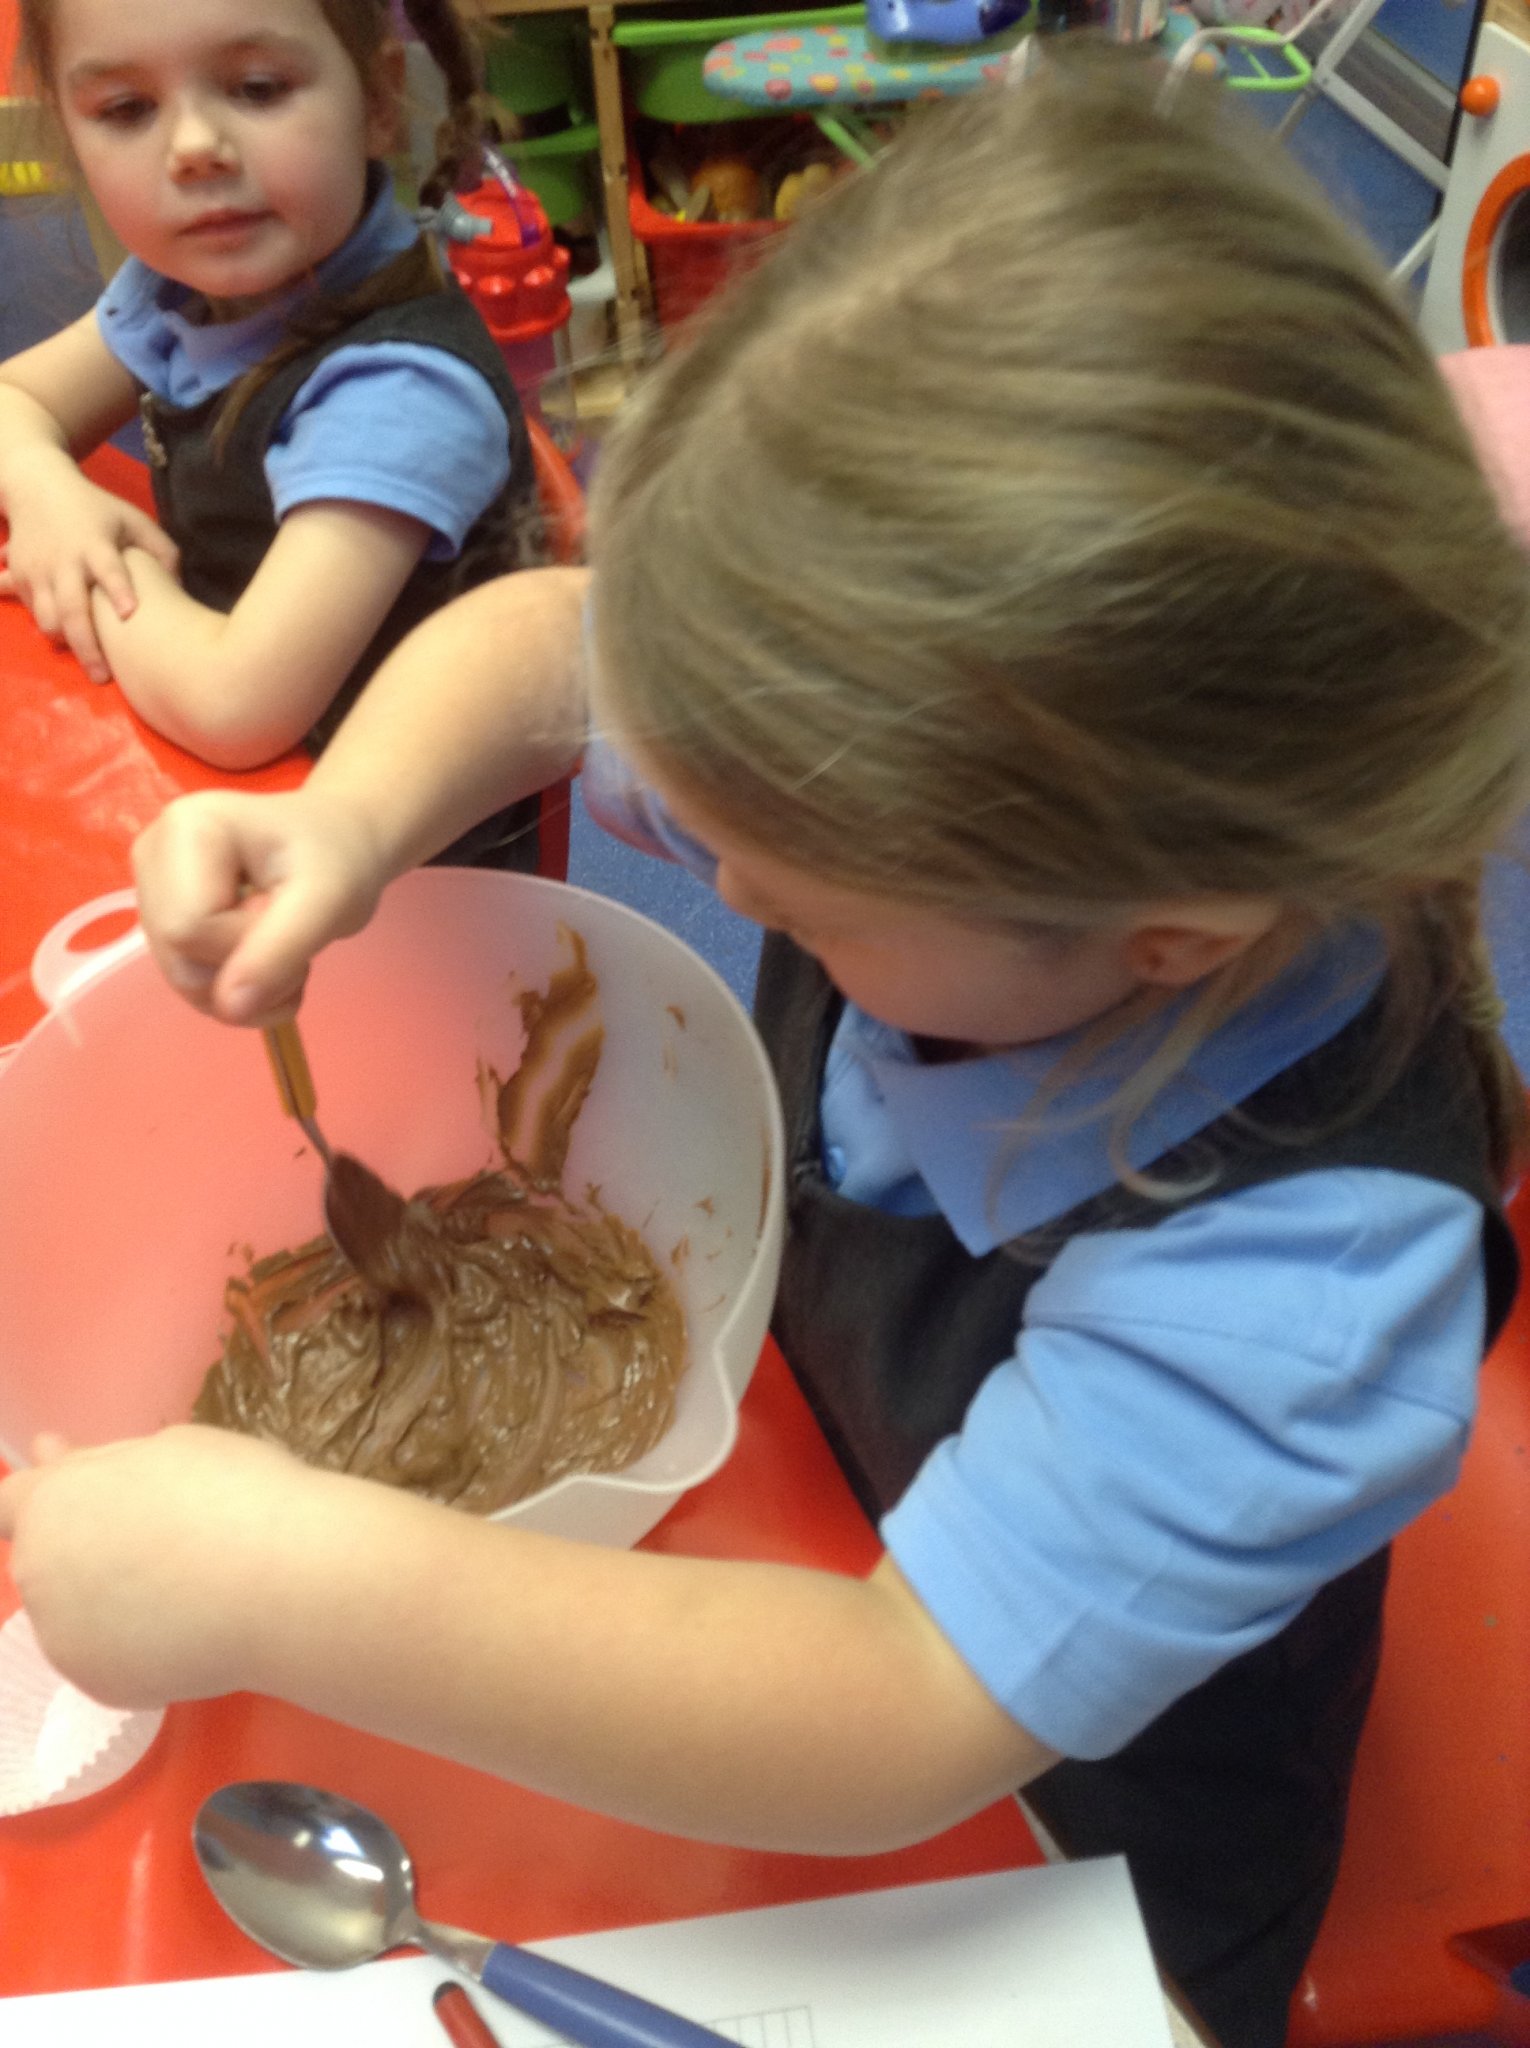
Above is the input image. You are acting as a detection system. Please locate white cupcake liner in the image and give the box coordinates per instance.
[0,1610,164,1817]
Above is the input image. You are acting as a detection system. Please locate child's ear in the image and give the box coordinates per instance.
[1125,902,1279,988]
[364,37,408,159]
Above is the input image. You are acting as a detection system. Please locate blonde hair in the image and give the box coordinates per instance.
[592,42,1530,1181]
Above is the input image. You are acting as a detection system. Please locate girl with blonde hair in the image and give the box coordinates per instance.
[6,45,1528,2047]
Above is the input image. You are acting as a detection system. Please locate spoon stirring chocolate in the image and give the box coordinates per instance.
[262,1019,435,1301]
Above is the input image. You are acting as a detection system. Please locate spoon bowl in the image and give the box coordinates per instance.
[261,1021,427,1299]
[194,1780,414,1969]
[194,1781,733,2048]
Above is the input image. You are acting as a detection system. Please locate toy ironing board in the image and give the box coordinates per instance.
[703,7,1303,129]
[703,21,1019,120]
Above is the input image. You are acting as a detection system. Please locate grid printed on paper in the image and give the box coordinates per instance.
[710,2006,818,2046]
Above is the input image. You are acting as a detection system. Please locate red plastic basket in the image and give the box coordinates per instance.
[627,124,784,331]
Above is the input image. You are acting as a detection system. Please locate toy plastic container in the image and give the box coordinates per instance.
[627,121,784,331]
[0,869,785,1549]
[447,178,572,421]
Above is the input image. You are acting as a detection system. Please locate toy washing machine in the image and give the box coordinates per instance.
[1421,0,1530,349]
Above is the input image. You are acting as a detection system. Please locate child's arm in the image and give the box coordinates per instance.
[0,1426,1054,1854]
[89,500,434,769]
[0,314,181,680]
[130,566,591,1022]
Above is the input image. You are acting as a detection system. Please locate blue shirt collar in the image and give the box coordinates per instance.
[576,722,1389,1252]
[840,922,1387,1254]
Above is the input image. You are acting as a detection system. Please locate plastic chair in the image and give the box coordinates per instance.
[526,409,587,568]
[524,412,586,882]
[1286,1176,1530,2045]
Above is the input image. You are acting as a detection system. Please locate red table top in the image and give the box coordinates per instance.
[0,451,1038,2000]
[0,447,306,1049]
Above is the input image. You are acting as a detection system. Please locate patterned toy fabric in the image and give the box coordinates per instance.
[703,24,1013,105]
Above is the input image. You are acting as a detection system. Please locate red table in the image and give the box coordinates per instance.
[0,447,306,1050]
[0,451,1039,2001]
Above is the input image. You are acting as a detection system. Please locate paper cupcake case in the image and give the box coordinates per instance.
[0,1610,164,1818]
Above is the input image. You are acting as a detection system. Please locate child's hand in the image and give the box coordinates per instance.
[0,459,180,682]
[132,789,388,1026]
[0,1426,307,1709]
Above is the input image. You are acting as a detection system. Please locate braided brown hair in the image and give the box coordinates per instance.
[394,0,500,208]
[292,0,497,209]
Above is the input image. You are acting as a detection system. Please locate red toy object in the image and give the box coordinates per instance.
[432,1982,500,2048]
[446,177,571,420]
[627,124,783,334]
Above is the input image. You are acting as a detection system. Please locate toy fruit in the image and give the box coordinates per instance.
[774,160,834,221]
[691,155,764,221]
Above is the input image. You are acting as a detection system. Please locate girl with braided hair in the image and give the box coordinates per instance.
[0,0,538,861]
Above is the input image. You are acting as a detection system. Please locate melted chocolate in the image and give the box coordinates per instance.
[195,932,688,1512]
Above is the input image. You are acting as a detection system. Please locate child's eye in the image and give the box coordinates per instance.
[91,94,155,129]
[232,73,293,107]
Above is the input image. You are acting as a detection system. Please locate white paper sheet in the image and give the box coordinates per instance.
[1,1857,1175,2047]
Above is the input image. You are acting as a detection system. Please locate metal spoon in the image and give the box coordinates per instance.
[193,1781,735,2048]
[261,1020,427,1299]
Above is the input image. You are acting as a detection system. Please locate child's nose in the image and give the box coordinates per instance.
[167,97,236,179]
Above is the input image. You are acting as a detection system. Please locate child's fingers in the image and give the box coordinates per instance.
[28,579,58,639]
[85,541,139,621]
[215,913,313,1024]
[198,905,309,1024]
[142,905,265,1012]
[0,1467,37,1541]
[0,549,33,607]
[134,796,374,1025]
[129,518,180,577]
[132,807,289,1016]
[215,874,362,1024]
[54,570,111,683]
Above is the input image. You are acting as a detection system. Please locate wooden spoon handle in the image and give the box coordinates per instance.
[262,1019,317,1123]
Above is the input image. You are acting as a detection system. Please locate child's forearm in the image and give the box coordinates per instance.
[96,551,589,805]
[245,1462,1050,1854]
[303,566,591,873]
[0,1428,1049,1854]
[91,562,257,758]
[0,386,78,509]
[91,546,355,771]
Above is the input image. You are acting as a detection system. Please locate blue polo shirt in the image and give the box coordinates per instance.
[581,733,1488,1759]
[95,173,511,561]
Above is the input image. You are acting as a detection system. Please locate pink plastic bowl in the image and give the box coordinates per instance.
[0,868,784,1547]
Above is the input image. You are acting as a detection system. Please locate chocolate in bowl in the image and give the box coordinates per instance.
[195,933,688,1512]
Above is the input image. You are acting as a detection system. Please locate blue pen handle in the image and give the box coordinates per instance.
[479,1940,735,2048]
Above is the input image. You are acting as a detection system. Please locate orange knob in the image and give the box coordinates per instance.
[1461,74,1501,116]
